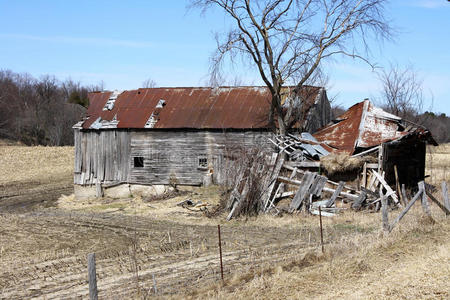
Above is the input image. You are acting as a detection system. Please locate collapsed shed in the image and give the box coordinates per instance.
[313,99,437,187]
[73,86,331,199]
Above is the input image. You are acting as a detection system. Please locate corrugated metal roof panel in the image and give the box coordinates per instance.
[313,100,434,154]
[80,86,321,130]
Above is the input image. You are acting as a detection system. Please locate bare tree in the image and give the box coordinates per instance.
[142,78,157,88]
[191,0,392,134]
[378,64,425,120]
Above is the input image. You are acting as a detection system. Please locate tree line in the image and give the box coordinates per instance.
[0,70,101,146]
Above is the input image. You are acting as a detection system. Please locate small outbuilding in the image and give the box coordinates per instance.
[73,86,331,198]
[313,99,437,187]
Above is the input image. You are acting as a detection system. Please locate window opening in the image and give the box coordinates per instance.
[134,157,144,168]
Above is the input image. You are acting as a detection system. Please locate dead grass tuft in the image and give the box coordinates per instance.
[320,153,375,175]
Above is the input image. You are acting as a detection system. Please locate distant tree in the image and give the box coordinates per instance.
[142,78,157,88]
[377,64,425,121]
[191,0,392,134]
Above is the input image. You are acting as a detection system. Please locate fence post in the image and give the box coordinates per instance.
[380,188,389,232]
[87,253,98,300]
[418,181,431,216]
[218,225,224,281]
[443,182,449,212]
[319,206,324,253]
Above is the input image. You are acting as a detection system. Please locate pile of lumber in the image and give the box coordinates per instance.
[225,135,403,220]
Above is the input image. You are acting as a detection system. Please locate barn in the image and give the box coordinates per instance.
[73,86,331,199]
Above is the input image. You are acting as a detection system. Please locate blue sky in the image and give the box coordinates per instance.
[0,0,449,114]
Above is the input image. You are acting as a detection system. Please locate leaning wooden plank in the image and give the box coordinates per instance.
[362,162,367,188]
[351,146,379,157]
[442,182,449,211]
[371,170,400,205]
[289,172,316,212]
[278,176,359,201]
[425,191,450,215]
[394,165,404,205]
[227,200,239,221]
[352,191,367,210]
[418,181,431,216]
[288,161,321,168]
[389,188,423,232]
[262,157,285,210]
[326,181,345,208]
[311,176,327,197]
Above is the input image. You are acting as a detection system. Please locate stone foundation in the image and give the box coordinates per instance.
[74,183,176,200]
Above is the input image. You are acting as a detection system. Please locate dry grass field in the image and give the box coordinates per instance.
[426,143,450,185]
[0,142,449,299]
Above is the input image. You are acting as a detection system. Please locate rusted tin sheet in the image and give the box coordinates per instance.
[81,86,320,130]
[313,100,415,154]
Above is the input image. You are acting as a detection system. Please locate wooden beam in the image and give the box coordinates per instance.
[362,162,367,188]
[371,170,400,205]
[381,188,389,232]
[352,146,379,157]
[287,161,320,168]
[326,181,345,208]
[442,182,449,211]
[389,188,423,232]
[425,191,450,215]
[394,165,403,205]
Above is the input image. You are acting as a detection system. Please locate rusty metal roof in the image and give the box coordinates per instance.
[313,100,435,154]
[79,86,321,130]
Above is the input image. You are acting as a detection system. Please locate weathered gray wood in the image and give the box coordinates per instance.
[389,188,422,232]
[95,179,103,198]
[262,156,284,210]
[394,165,403,205]
[287,161,320,168]
[380,188,389,232]
[442,182,449,212]
[425,191,450,215]
[372,170,400,205]
[277,176,359,201]
[88,253,98,300]
[352,191,367,210]
[310,176,327,197]
[362,162,367,188]
[418,181,431,216]
[326,181,344,208]
[289,172,316,212]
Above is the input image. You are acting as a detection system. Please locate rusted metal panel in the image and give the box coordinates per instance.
[313,100,434,154]
[80,86,321,130]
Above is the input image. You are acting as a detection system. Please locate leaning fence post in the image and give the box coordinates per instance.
[217,225,224,281]
[380,188,389,232]
[319,206,324,253]
[418,181,431,216]
[442,182,449,212]
[87,253,98,300]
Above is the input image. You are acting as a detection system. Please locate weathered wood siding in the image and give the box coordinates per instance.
[129,130,272,185]
[74,129,272,186]
[74,129,131,185]
[304,89,332,133]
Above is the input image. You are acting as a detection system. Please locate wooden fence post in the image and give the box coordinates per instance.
[443,182,449,212]
[319,206,324,253]
[87,253,98,300]
[380,188,389,232]
[418,181,431,216]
